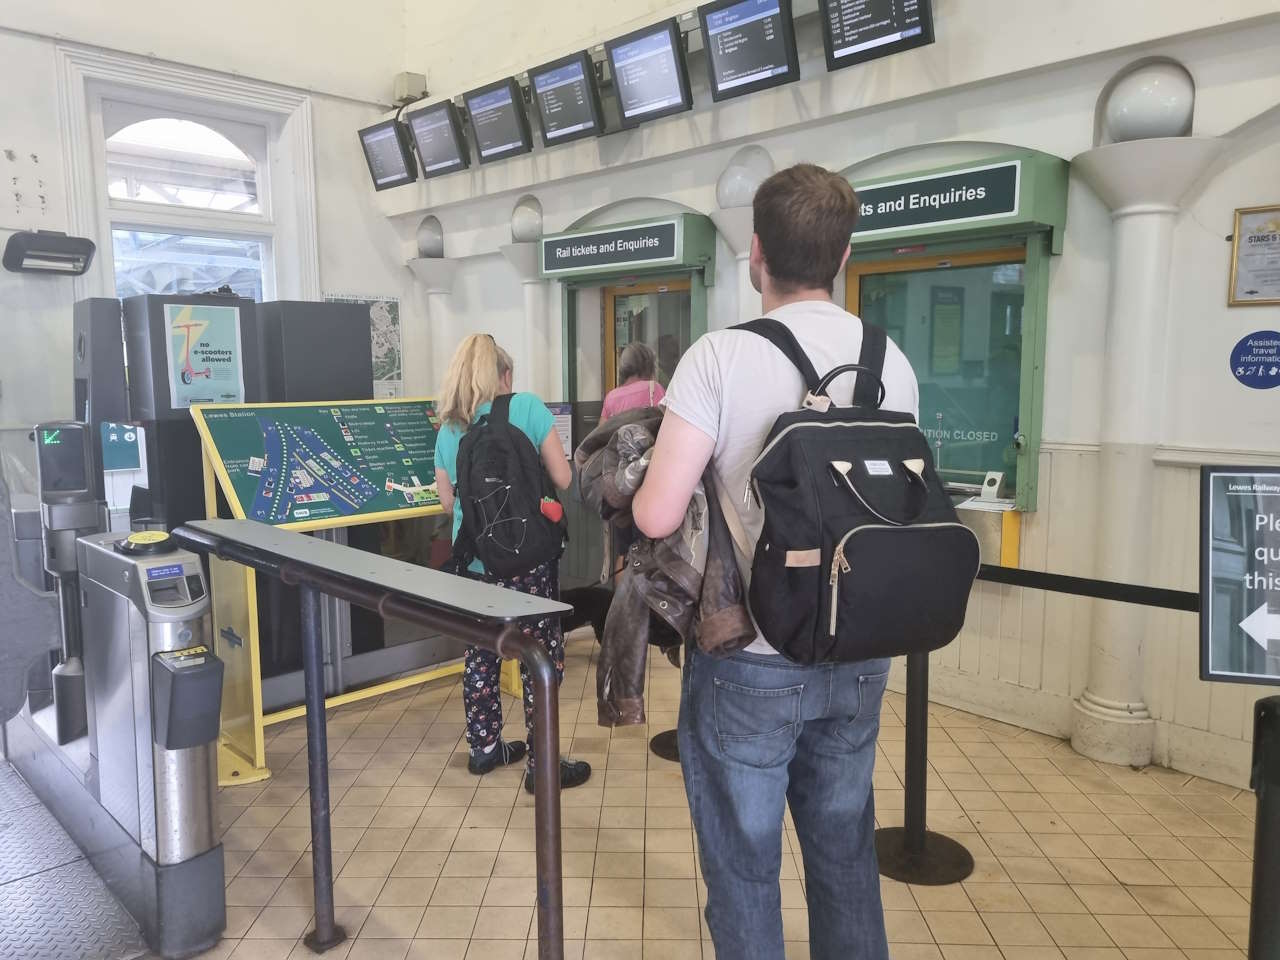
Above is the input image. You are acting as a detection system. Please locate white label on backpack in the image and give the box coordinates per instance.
[864,460,893,476]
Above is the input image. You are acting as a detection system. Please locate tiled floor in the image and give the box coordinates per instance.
[194,631,1257,960]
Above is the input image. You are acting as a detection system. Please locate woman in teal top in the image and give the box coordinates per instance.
[432,334,589,793]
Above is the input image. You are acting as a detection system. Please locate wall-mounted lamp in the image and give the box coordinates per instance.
[2,230,96,275]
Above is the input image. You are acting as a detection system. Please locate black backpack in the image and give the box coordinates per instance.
[451,394,567,578]
[736,318,980,664]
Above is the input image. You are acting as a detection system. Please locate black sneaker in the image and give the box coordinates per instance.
[524,759,592,794]
[467,740,527,775]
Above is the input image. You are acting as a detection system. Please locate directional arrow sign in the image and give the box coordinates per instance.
[1240,604,1280,650]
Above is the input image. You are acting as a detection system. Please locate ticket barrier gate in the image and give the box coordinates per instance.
[3,424,226,958]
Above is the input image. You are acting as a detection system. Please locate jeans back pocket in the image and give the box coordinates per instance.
[712,678,804,768]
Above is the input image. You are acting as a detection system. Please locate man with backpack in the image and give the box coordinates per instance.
[632,164,926,960]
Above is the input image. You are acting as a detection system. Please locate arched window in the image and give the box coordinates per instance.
[99,99,274,301]
[106,117,260,213]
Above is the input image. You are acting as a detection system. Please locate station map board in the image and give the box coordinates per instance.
[191,399,443,531]
[1201,466,1280,685]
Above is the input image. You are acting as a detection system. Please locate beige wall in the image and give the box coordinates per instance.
[0,0,404,102]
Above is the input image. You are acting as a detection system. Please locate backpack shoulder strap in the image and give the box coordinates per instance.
[732,318,820,393]
[490,393,514,426]
[853,324,887,406]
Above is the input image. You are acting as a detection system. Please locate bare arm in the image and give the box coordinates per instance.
[434,467,454,514]
[633,411,715,539]
[540,430,572,491]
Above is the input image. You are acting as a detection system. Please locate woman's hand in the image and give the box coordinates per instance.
[435,467,455,513]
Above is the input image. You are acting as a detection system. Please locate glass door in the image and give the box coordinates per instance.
[603,278,693,391]
[849,246,1027,495]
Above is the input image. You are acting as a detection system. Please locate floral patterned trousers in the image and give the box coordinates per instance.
[462,560,565,771]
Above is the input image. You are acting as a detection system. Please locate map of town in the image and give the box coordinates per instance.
[191,400,443,528]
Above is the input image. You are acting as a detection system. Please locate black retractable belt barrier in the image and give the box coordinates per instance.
[1250,697,1280,960]
[877,563,1201,886]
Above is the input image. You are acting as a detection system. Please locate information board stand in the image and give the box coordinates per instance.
[192,398,455,785]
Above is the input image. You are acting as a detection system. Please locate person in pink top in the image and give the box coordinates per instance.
[602,343,666,421]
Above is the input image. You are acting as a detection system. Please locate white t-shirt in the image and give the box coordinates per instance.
[663,299,920,654]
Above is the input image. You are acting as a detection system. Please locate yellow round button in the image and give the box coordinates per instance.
[127,531,170,545]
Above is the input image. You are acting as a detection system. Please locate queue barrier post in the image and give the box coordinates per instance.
[874,652,975,885]
[1249,696,1280,960]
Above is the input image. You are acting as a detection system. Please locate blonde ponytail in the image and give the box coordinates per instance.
[439,334,515,428]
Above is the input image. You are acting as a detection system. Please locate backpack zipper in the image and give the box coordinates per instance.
[827,521,981,637]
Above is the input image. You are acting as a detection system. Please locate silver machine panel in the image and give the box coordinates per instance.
[77,533,216,865]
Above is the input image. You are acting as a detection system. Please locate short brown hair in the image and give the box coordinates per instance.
[752,163,859,293]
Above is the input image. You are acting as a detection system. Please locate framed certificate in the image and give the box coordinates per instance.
[1229,205,1280,306]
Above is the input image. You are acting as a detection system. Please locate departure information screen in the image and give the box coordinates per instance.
[464,81,531,163]
[531,55,601,144]
[607,21,691,124]
[820,0,934,70]
[406,103,468,177]
[358,122,415,190]
[701,0,797,100]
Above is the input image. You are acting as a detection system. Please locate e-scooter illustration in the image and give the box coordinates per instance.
[173,320,213,385]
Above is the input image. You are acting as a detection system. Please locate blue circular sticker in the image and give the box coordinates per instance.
[1230,331,1280,389]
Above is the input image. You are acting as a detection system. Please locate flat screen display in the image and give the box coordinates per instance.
[357,120,416,191]
[37,425,89,493]
[819,0,934,71]
[605,19,693,127]
[529,52,604,147]
[405,101,470,178]
[463,79,533,164]
[699,0,799,101]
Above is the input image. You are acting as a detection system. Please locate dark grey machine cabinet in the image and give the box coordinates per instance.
[258,301,374,403]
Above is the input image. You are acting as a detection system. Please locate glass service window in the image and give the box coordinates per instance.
[856,250,1025,493]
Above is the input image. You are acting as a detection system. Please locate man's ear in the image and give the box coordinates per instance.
[749,233,763,270]
[838,243,852,275]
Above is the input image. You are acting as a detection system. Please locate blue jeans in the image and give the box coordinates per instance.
[679,647,891,960]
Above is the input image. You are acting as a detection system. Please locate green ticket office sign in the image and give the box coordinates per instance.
[1202,466,1280,686]
[191,398,443,532]
[540,213,717,282]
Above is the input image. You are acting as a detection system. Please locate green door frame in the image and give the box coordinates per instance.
[845,150,1068,512]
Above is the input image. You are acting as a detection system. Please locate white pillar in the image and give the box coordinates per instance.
[709,206,757,325]
[1069,136,1224,766]
[407,257,460,394]
[499,242,552,398]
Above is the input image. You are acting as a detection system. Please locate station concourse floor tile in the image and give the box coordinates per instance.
[190,631,1255,960]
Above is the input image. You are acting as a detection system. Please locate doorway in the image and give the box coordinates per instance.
[847,245,1027,496]
[602,278,693,392]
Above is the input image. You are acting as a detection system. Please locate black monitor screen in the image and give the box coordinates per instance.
[405,102,469,178]
[37,425,89,493]
[700,0,798,101]
[530,53,603,146]
[819,0,934,71]
[357,121,416,191]
[463,80,533,164]
[606,20,693,126]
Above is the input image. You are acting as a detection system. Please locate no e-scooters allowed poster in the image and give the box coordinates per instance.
[163,303,246,409]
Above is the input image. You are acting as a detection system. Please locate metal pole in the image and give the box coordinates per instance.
[300,584,346,954]
[502,628,564,960]
[874,651,974,885]
[903,651,929,856]
[1249,696,1280,960]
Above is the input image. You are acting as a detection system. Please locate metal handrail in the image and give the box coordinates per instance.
[172,521,567,959]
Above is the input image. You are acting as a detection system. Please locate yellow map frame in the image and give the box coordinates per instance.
[190,397,483,786]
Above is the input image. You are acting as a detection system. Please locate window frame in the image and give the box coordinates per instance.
[57,44,319,303]
[846,238,1049,511]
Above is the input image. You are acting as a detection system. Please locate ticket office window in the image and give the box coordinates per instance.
[848,243,1043,507]
[603,278,693,391]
